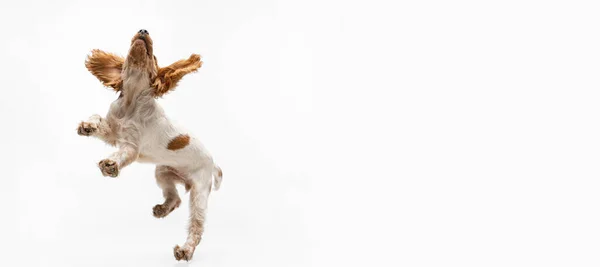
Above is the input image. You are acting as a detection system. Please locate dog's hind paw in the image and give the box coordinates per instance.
[173,245,195,261]
[153,199,181,218]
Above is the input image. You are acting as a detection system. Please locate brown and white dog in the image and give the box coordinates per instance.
[78,29,222,261]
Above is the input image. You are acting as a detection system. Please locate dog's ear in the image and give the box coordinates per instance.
[85,49,124,91]
[152,54,202,97]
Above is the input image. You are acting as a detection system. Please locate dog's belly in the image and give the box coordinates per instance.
[137,130,213,170]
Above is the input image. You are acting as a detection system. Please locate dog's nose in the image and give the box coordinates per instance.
[138,29,149,35]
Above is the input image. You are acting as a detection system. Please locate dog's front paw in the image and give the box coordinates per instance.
[153,204,170,218]
[98,159,119,177]
[174,245,195,261]
[77,121,98,136]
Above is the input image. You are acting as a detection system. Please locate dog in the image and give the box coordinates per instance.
[78,29,222,261]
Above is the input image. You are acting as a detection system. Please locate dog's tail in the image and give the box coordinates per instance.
[212,164,223,191]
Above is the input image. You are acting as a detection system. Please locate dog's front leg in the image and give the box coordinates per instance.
[77,114,116,146]
[98,144,139,178]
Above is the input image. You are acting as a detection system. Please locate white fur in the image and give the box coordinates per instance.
[87,68,220,178]
[78,58,220,261]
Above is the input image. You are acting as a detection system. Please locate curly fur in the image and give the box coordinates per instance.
[84,33,202,98]
[153,54,203,97]
[85,50,124,91]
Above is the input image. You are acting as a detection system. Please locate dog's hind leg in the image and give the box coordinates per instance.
[173,168,212,261]
[153,166,184,218]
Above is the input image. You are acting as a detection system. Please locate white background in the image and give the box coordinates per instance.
[0,0,599,266]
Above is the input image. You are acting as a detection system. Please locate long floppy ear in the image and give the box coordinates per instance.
[152,54,202,97]
[85,49,124,91]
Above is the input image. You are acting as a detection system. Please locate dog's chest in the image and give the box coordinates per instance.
[107,93,165,145]
[123,72,148,91]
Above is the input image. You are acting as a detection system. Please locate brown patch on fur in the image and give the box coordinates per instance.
[152,54,203,97]
[167,134,190,150]
[85,49,124,91]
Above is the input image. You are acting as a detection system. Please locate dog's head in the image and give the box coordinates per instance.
[85,29,202,97]
[123,29,158,78]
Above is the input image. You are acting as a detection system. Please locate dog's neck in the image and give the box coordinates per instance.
[110,68,160,121]
[121,68,152,105]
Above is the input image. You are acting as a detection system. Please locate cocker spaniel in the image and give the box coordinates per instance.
[78,29,222,261]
